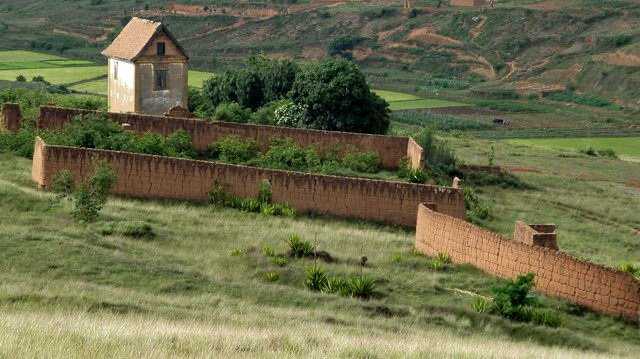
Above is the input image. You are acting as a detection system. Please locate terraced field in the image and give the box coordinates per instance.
[508,137,640,162]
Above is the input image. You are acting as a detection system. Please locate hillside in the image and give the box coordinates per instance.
[1,0,640,107]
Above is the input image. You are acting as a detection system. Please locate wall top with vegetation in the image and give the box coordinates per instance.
[36,105,420,170]
[32,137,463,227]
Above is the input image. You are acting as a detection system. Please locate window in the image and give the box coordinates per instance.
[113,61,118,80]
[157,42,166,56]
[154,69,168,91]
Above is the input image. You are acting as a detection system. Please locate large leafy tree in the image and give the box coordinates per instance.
[289,59,390,134]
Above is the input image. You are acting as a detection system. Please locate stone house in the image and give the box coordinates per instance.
[102,17,189,115]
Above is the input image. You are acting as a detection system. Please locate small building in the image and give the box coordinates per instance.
[450,0,487,7]
[102,17,189,115]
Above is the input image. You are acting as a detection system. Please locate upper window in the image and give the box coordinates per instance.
[155,69,168,91]
[157,42,166,56]
[113,61,118,80]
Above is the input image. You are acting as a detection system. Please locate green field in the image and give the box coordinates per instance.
[508,137,640,162]
[374,89,468,110]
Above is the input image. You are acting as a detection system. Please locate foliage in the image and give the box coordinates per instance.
[50,170,75,199]
[305,265,328,291]
[207,181,295,218]
[547,90,620,109]
[273,100,307,128]
[491,273,538,321]
[327,35,364,59]
[208,135,259,164]
[202,56,298,112]
[464,187,490,223]
[397,159,428,184]
[287,234,315,258]
[71,161,116,222]
[579,147,618,159]
[251,99,290,125]
[346,276,376,299]
[257,138,321,171]
[341,151,380,173]
[290,59,390,134]
[211,102,252,123]
[414,127,457,181]
[119,221,155,239]
[472,297,493,313]
[619,263,640,279]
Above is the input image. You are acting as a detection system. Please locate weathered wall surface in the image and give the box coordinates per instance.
[135,31,189,115]
[407,137,424,169]
[1,103,21,133]
[415,204,640,321]
[37,106,415,169]
[32,138,465,226]
[451,0,487,6]
[108,58,136,113]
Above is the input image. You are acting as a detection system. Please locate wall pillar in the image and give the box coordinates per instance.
[1,103,22,133]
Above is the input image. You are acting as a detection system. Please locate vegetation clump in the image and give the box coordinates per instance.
[208,180,296,218]
[473,273,562,328]
[55,161,116,223]
[304,266,376,300]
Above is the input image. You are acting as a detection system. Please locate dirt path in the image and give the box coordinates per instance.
[469,16,486,39]
[503,61,517,80]
[53,28,113,44]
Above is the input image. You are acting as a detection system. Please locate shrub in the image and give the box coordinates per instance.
[165,130,197,158]
[342,151,380,173]
[212,102,252,123]
[322,276,350,295]
[272,256,289,267]
[263,271,280,282]
[464,187,490,222]
[273,100,307,128]
[50,170,75,199]
[16,75,26,82]
[257,138,320,172]
[208,182,230,206]
[472,297,493,313]
[415,128,457,181]
[119,221,155,239]
[305,266,328,291]
[398,159,428,184]
[347,276,376,299]
[258,180,272,204]
[491,273,537,321]
[71,162,116,222]
[209,135,259,164]
[287,234,314,258]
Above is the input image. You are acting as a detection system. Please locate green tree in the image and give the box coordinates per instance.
[290,59,390,134]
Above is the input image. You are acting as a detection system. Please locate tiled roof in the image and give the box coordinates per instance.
[101,17,187,61]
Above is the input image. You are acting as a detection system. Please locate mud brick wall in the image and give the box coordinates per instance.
[32,138,465,227]
[37,106,416,169]
[415,204,640,321]
[1,103,21,133]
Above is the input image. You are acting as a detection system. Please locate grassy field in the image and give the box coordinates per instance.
[508,137,640,162]
[374,89,468,110]
[0,151,639,357]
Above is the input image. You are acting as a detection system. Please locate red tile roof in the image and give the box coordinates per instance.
[101,17,187,61]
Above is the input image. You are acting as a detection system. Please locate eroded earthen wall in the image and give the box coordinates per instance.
[32,138,465,227]
[415,204,640,321]
[407,137,424,169]
[37,106,414,169]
